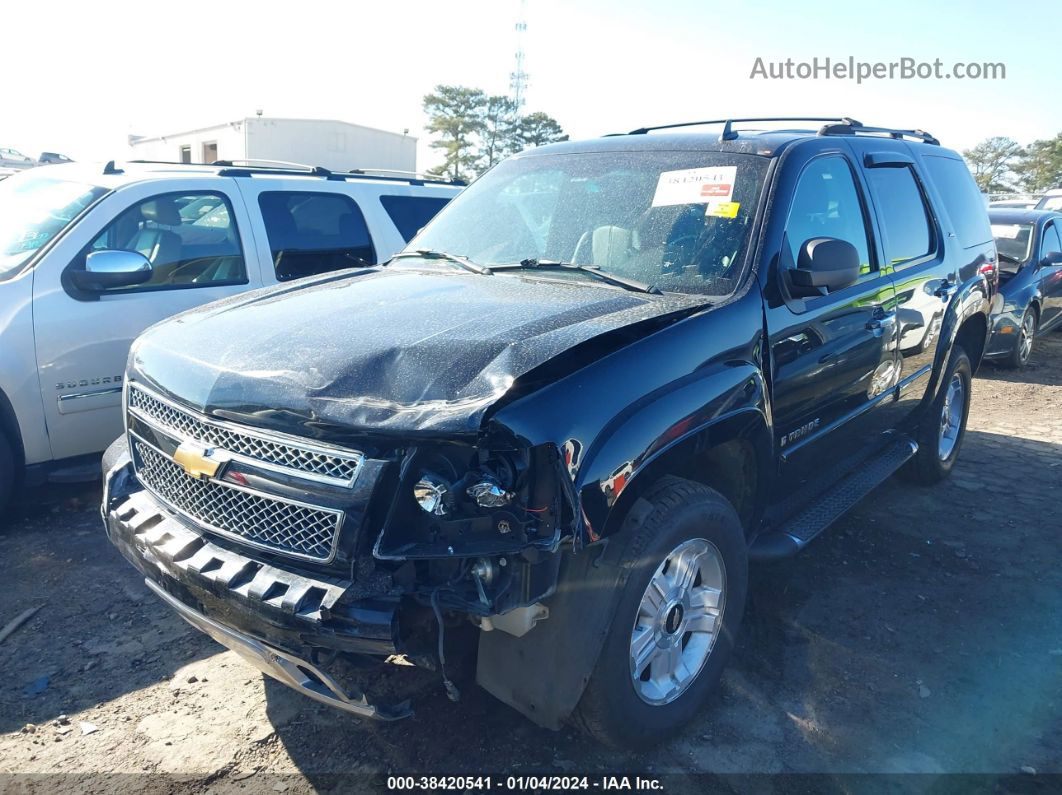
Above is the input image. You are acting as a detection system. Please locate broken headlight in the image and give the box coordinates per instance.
[467,477,513,508]
[413,472,451,516]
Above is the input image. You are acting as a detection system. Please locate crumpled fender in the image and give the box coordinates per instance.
[475,500,651,730]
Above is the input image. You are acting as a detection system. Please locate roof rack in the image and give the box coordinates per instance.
[627,117,857,140]
[213,158,318,169]
[121,159,465,186]
[817,121,939,145]
[624,117,940,145]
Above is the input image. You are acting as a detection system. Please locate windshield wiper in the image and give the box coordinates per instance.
[390,249,492,275]
[493,258,662,295]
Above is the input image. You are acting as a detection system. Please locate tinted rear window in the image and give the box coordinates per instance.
[258,191,376,281]
[380,195,452,242]
[923,156,992,248]
[866,166,933,265]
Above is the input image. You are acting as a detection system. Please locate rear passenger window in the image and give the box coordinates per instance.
[922,156,993,248]
[866,166,933,265]
[87,191,246,291]
[379,195,452,242]
[785,156,873,276]
[258,192,376,281]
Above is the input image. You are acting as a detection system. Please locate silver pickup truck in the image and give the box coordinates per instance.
[0,161,461,514]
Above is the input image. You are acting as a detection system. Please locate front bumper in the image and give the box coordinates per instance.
[103,441,412,719]
[144,579,409,719]
[983,305,1023,359]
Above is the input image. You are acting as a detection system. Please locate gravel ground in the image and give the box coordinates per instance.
[1,334,1061,792]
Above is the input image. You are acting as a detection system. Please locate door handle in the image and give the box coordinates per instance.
[934,280,958,300]
[866,311,895,333]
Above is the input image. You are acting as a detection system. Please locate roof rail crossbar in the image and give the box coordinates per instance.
[214,165,463,186]
[818,122,939,145]
[118,158,462,186]
[212,158,319,170]
[626,117,859,141]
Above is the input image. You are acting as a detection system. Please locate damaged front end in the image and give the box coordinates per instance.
[102,382,573,720]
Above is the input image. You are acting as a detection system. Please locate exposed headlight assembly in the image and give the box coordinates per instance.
[467,477,513,508]
[413,472,451,516]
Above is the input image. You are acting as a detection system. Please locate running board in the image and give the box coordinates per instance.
[749,436,918,561]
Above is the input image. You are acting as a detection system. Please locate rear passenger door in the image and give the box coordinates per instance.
[765,149,899,502]
[848,140,951,412]
[234,180,380,285]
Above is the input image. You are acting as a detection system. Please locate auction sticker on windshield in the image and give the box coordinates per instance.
[652,165,736,207]
[991,224,1022,239]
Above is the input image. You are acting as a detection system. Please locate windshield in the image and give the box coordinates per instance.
[406,150,770,295]
[991,222,1034,270]
[0,173,108,281]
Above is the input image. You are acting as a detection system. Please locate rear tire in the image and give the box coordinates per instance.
[571,477,747,750]
[1002,308,1036,369]
[899,346,972,485]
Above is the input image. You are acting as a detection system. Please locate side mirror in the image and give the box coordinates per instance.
[788,237,861,297]
[1039,251,1062,268]
[70,250,153,291]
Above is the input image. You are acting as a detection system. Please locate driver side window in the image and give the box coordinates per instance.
[88,191,247,291]
[1042,222,1062,258]
[785,157,873,276]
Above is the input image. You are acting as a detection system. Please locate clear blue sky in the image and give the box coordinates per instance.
[2,0,1057,167]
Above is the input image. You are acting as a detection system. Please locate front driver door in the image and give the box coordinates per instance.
[1037,221,1062,330]
[765,152,899,503]
[32,178,263,462]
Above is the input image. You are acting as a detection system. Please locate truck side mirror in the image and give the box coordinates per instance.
[788,237,861,297]
[70,250,153,291]
[1039,251,1062,268]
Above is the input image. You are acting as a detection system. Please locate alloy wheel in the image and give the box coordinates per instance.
[1018,313,1035,365]
[629,538,726,705]
[937,372,965,461]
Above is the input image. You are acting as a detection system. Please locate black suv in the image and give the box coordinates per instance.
[102,117,995,749]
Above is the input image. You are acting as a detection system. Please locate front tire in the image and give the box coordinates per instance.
[571,477,747,749]
[899,346,972,485]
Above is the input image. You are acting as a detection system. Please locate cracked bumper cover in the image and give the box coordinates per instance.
[102,439,411,720]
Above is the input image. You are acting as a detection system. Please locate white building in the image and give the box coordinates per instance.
[128,117,416,172]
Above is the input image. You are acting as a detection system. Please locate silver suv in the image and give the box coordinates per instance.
[0,160,461,513]
[0,147,36,170]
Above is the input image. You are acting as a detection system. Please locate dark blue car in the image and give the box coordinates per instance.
[985,209,1062,368]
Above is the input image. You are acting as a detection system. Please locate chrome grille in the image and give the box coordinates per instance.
[128,385,360,484]
[132,439,341,562]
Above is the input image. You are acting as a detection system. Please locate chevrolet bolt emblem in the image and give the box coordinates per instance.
[173,442,229,479]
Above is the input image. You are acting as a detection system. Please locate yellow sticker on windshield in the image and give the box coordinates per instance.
[706,201,740,219]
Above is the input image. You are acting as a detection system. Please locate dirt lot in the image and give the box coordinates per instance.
[2,335,1061,792]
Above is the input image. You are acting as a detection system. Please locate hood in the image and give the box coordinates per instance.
[130,267,708,437]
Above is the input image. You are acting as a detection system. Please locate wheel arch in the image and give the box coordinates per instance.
[1027,298,1042,325]
[0,385,25,471]
[597,409,772,542]
[953,311,988,373]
